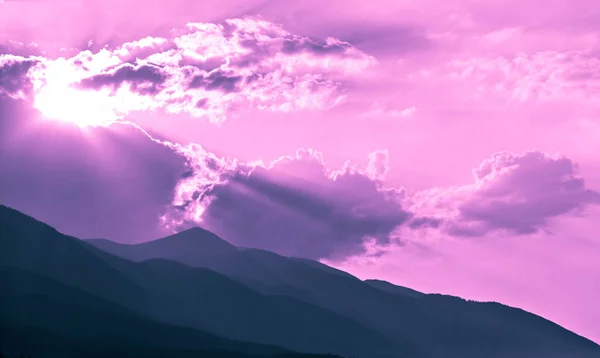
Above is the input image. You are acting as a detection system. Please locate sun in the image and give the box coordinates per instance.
[30,58,124,128]
[29,55,157,128]
[34,84,119,128]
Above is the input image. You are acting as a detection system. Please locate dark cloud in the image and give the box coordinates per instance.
[407,216,442,230]
[322,24,433,56]
[169,150,411,260]
[235,0,434,57]
[195,98,209,108]
[78,63,167,95]
[220,23,366,69]
[188,70,243,93]
[0,58,37,97]
[280,38,350,56]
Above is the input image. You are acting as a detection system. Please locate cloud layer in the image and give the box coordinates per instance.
[433,51,600,104]
[0,17,375,126]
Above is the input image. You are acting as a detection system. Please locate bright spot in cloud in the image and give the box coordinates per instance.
[30,53,156,128]
[2,17,375,128]
[29,53,125,128]
[34,85,119,128]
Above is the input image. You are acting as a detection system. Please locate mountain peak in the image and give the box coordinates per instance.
[121,225,238,260]
[85,226,239,265]
[180,226,217,235]
[164,226,235,246]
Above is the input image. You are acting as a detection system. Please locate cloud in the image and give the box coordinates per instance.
[1,17,376,125]
[361,103,417,119]
[365,150,391,181]
[163,148,411,260]
[326,24,433,57]
[77,63,168,95]
[0,40,42,58]
[412,151,600,237]
[444,51,600,103]
[159,146,600,255]
[187,70,243,93]
[0,55,39,98]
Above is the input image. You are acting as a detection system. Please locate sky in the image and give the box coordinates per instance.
[1,0,599,343]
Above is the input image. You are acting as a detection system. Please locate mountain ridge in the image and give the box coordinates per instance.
[83,220,600,358]
[2,204,599,358]
[0,205,403,358]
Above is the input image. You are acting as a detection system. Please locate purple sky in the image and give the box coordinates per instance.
[1,0,600,343]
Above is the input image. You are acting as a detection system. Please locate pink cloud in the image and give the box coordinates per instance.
[365,150,391,181]
[360,103,418,119]
[0,17,375,126]
[412,151,600,237]
[444,51,600,103]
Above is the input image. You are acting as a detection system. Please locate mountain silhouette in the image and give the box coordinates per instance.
[0,205,399,358]
[2,205,600,358]
[0,266,294,358]
[87,225,600,358]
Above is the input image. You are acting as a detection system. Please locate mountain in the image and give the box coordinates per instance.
[87,226,600,358]
[3,204,600,358]
[0,205,399,358]
[363,279,424,298]
[0,266,295,358]
[80,252,401,357]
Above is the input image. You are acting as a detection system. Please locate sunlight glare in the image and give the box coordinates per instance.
[31,56,126,128]
[34,85,119,128]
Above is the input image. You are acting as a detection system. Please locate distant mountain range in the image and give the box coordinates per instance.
[1,204,598,358]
